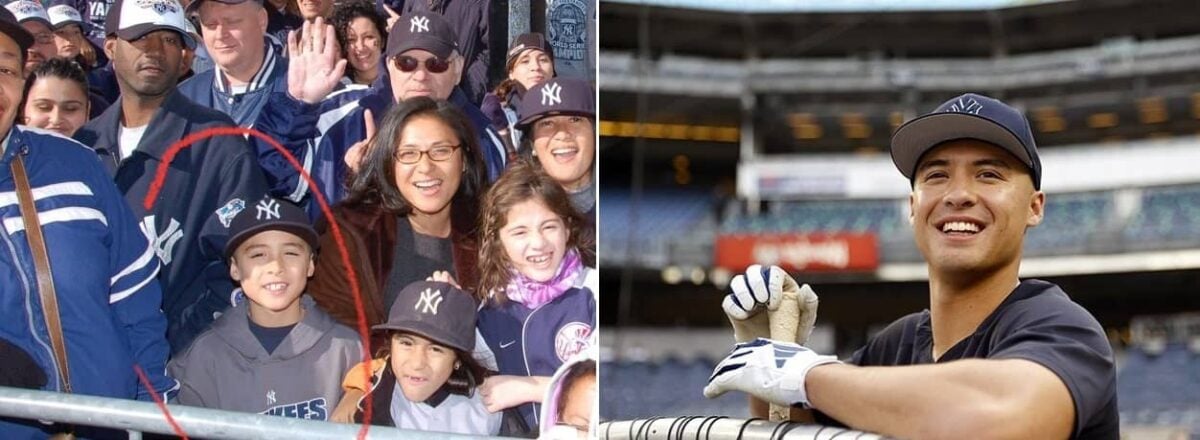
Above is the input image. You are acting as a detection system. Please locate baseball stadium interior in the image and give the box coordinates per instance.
[598,0,1200,437]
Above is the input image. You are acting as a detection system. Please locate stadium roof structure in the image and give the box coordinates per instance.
[604,0,1069,14]
[600,0,1200,59]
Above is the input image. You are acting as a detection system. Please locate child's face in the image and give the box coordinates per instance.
[229,230,315,325]
[389,333,458,403]
[559,372,596,435]
[500,198,570,282]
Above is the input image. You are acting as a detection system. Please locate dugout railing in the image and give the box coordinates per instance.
[601,418,884,440]
[0,386,517,439]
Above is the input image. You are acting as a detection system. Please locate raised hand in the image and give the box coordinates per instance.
[287,17,347,104]
[344,109,375,173]
[703,338,841,407]
[383,5,401,33]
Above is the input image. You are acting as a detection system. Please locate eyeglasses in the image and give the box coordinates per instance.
[394,145,460,164]
[391,55,451,74]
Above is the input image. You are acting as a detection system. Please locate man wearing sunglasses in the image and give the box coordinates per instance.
[251,12,506,220]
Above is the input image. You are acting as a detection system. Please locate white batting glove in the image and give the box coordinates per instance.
[722,265,820,344]
[702,338,841,408]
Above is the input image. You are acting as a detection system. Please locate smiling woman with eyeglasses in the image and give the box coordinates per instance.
[306,96,491,342]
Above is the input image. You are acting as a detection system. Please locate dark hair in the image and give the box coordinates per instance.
[555,359,596,419]
[342,97,488,237]
[492,45,550,107]
[476,161,595,303]
[330,0,386,82]
[382,331,493,397]
[18,58,89,121]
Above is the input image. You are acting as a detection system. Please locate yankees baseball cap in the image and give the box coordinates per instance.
[185,0,262,16]
[385,12,458,59]
[516,77,595,129]
[891,92,1042,189]
[0,7,33,53]
[6,1,52,28]
[373,280,477,353]
[224,196,319,261]
[104,0,197,49]
[506,32,553,66]
[46,2,84,29]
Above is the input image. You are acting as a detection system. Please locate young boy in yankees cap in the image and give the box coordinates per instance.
[168,196,362,421]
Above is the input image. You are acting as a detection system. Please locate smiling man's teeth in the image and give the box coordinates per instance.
[264,282,287,292]
[942,221,981,233]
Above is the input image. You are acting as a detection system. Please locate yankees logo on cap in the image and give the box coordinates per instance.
[374,280,478,353]
[890,92,1043,189]
[223,196,319,260]
[386,12,458,59]
[541,82,563,107]
[414,287,444,315]
[516,77,596,129]
[256,198,280,220]
[409,15,429,33]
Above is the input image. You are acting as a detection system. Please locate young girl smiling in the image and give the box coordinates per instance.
[473,162,597,432]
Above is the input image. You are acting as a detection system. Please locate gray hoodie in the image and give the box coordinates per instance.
[168,296,363,420]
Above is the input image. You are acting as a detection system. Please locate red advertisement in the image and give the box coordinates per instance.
[714,233,879,272]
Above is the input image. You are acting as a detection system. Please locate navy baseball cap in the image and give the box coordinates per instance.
[373,280,477,353]
[506,32,552,66]
[0,7,33,53]
[224,196,319,261]
[516,77,595,129]
[891,93,1042,190]
[6,1,52,28]
[104,0,197,49]
[385,12,457,59]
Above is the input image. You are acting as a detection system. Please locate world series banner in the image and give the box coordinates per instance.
[714,232,880,272]
[546,0,594,80]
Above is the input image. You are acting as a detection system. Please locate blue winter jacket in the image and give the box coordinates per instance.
[251,85,507,220]
[74,90,270,354]
[476,269,597,430]
[177,41,289,127]
[0,126,177,437]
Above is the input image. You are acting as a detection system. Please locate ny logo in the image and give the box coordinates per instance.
[140,215,184,266]
[541,82,562,107]
[267,390,276,405]
[414,288,444,315]
[410,16,430,33]
[256,199,280,220]
[947,97,983,115]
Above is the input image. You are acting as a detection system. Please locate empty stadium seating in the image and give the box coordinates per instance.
[1118,344,1200,432]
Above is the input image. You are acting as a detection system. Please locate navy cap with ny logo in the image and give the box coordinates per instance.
[890,92,1043,189]
[515,77,596,129]
[373,280,478,353]
[223,196,320,260]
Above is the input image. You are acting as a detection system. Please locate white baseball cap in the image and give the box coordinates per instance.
[104,0,196,49]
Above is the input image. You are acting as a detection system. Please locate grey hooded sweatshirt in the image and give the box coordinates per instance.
[168,295,363,420]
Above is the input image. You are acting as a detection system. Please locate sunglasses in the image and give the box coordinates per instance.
[391,55,451,74]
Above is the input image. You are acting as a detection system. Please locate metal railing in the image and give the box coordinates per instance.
[0,386,513,439]
[601,418,884,440]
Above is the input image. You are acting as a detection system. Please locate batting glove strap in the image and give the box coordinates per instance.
[780,354,842,408]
